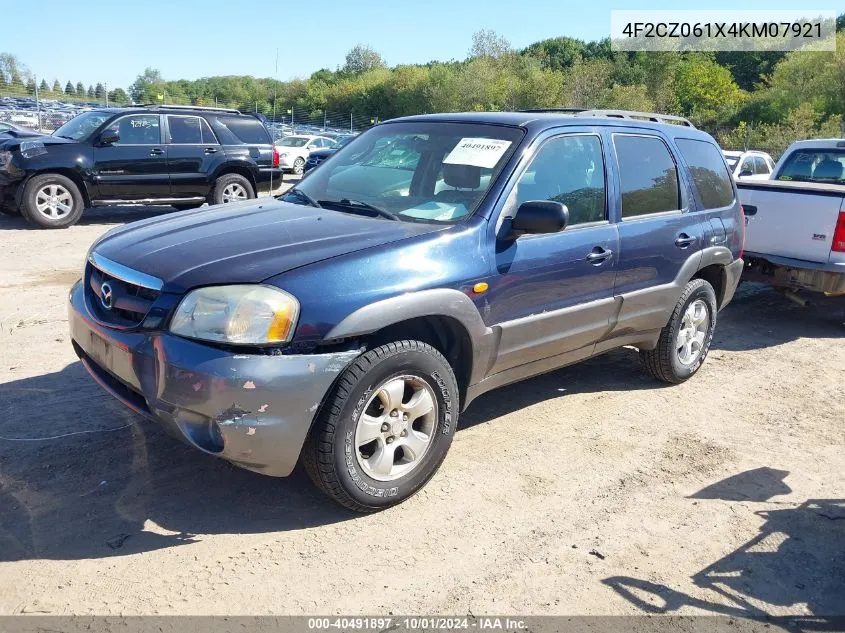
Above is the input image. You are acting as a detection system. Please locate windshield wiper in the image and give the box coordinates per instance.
[318,198,399,221]
[284,187,321,208]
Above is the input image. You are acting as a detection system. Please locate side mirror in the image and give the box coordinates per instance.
[99,129,119,146]
[509,200,569,237]
[739,169,753,178]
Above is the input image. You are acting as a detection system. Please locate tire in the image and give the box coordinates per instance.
[292,157,305,175]
[210,174,254,205]
[172,202,203,211]
[640,278,717,384]
[20,174,85,229]
[303,340,459,513]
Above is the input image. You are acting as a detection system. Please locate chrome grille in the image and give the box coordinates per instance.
[86,253,162,327]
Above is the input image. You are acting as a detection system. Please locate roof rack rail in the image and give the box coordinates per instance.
[138,103,242,114]
[518,107,588,113]
[575,109,695,128]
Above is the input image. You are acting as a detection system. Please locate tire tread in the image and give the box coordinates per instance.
[302,340,454,513]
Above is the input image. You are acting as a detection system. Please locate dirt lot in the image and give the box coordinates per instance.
[0,200,843,617]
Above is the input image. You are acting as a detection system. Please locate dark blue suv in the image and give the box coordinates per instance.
[68,109,744,511]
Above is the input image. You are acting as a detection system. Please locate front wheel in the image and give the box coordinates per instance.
[640,278,717,384]
[303,340,459,512]
[20,174,85,228]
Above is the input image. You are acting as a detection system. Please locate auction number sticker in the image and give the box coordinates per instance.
[444,138,512,169]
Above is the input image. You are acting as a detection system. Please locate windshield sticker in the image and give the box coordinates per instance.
[19,140,47,159]
[444,138,512,169]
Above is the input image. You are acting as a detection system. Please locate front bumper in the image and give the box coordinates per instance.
[278,155,303,170]
[68,280,359,477]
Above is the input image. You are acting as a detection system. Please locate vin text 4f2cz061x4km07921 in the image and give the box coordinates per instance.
[68,109,744,511]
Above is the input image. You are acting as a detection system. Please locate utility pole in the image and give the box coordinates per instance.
[323,110,327,129]
[34,75,42,133]
[105,82,109,107]
[350,111,353,133]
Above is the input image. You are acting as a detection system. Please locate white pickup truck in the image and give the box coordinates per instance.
[737,139,845,296]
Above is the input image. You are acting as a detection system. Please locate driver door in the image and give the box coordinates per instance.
[93,113,170,200]
[486,130,620,375]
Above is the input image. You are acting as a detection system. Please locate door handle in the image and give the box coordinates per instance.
[150,148,164,156]
[204,147,218,154]
[585,247,613,265]
[674,234,697,248]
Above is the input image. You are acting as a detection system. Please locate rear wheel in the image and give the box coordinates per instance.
[640,278,717,384]
[303,340,459,512]
[210,174,254,206]
[20,174,85,229]
[292,157,305,175]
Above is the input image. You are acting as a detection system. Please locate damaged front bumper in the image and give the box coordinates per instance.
[68,280,358,477]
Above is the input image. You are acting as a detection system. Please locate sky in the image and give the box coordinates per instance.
[3,0,838,90]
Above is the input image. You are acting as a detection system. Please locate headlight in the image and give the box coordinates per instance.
[169,285,299,345]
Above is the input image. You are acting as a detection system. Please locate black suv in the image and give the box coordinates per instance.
[0,105,282,228]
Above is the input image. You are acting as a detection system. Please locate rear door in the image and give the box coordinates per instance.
[164,114,220,198]
[607,130,707,335]
[93,114,169,199]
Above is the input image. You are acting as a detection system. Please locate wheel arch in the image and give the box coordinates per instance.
[18,168,92,207]
[212,163,258,194]
[323,288,497,410]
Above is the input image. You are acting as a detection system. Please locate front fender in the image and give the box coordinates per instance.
[324,288,499,386]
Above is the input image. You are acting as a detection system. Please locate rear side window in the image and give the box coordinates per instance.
[753,156,770,175]
[211,116,271,145]
[614,135,680,218]
[167,115,202,144]
[676,138,735,210]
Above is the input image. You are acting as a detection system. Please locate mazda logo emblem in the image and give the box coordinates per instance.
[100,281,114,310]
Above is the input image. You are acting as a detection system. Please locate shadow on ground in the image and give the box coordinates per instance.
[604,469,845,617]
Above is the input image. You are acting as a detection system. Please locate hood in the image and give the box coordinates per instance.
[308,148,338,159]
[92,198,445,292]
[0,132,77,150]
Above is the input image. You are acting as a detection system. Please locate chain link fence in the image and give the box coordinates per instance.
[0,76,380,138]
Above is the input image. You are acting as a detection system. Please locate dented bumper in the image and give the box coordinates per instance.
[68,280,358,476]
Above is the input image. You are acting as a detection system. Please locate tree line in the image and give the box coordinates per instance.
[2,17,844,156]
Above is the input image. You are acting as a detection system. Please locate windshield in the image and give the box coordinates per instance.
[280,122,524,224]
[279,136,309,147]
[776,149,845,184]
[53,111,111,140]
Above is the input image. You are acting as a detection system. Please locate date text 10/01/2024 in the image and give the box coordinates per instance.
[307,618,528,630]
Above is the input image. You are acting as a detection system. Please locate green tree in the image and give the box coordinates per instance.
[523,37,585,71]
[343,45,386,75]
[26,77,36,95]
[674,55,746,122]
[87,84,95,98]
[108,87,129,104]
[95,82,105,98]
[469,29,512,60]
[76,81,84,95]
[65,81,75,95]
[52,79,61,93]
[39,78,49,92]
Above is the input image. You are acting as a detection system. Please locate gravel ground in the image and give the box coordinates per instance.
[0,198,843,617]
